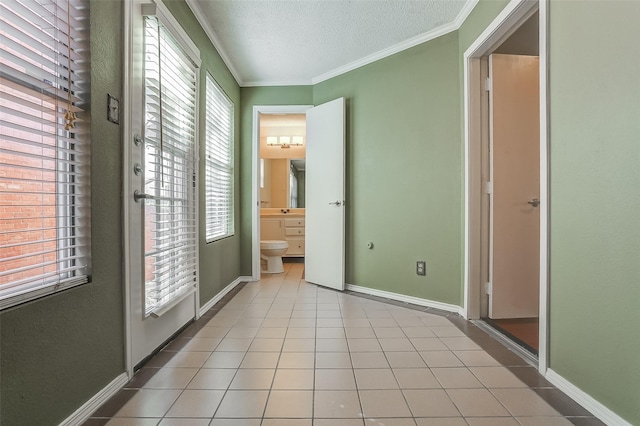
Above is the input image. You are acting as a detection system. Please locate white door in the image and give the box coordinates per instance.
[489,54,540,319]
[305,98,346,290]
[126,1,199,367]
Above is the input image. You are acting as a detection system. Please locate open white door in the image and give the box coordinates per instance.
[489,54,540,319]
[305,98,346,290]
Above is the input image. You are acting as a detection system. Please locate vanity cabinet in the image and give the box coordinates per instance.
[284,218,305,256]
[260,216,305,257]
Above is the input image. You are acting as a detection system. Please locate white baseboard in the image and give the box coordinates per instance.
[59,372,129,426]
[545,369,632,426]
[345,283,463,316]
[199,276,251,316]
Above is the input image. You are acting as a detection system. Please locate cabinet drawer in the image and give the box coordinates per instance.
[284,218,305,227]
[285,227,305,236]
[286,238,305,255]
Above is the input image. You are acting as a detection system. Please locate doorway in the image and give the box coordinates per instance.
[251,105,312,281]
[484,18,541,355]
[251,99,346,291]
[463,0,549,371]
[258,112,308,264]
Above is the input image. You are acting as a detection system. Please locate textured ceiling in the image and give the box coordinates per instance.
[187,0,475,86]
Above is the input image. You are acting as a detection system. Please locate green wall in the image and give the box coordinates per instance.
[548,1,640,423]
[0,1,243,424]
[313,33,463,304]
[163,0,242,305]
[2,0,638,424]
[239,86,313,274]
[0,1,125,424]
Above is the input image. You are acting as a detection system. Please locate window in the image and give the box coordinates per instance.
[289,165,298,208]
[0,0,91,309]
[142,14,199,316]
[204,74,234,242]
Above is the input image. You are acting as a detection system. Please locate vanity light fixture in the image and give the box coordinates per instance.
[266,135,304,149]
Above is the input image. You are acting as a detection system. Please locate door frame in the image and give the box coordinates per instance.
[251,105,313,280]
[122,0,201,376]
[462,0,549,372]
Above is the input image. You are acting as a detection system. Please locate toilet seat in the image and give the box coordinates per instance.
[260,240,289,250]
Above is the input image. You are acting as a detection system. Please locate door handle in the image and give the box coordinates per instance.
[527,198,540,207]
[328,200,342,206]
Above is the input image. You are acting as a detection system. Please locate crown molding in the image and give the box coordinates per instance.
[454,0,480,28]
[311,21,459,85]
[311,0,480,85]
[241,79,313,88]
[186,0,481,88]
[185,0,244,86]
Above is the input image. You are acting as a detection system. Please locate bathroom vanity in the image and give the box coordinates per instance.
[260,212,305,257]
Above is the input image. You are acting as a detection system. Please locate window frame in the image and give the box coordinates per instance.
[204,73,235,243]
[0,0,92,310]
[141,12,200,317]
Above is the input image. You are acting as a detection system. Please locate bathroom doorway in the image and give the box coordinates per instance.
[258,112,308,264]
[250,100,346,291]
[463,0,549,370]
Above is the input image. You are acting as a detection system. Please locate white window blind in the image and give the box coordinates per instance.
[0,0,91,310]
[204,74,234,242]
[143,15,198,316]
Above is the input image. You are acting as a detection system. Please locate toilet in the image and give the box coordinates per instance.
[260,240,289,273]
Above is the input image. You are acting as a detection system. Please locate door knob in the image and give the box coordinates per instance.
[527,198,540,207]
[328,201,342,206]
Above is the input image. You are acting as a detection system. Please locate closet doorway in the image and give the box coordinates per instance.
[463,0,549,370]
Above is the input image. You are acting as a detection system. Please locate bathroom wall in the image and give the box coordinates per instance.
[270,159,290,208]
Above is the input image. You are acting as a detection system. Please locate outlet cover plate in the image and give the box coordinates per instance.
[416,261,426,276]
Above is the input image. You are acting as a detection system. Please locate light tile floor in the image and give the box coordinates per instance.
[86,263,603,426]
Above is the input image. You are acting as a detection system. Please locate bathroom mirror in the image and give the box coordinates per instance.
[259,113,306,209]
[260,158,305,208]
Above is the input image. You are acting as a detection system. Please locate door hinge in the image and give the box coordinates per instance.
[484,282,492,295]
[484,181,493,195]
[484,77,492,92]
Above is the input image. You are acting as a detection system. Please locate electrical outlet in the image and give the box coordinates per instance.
[416,261,426,276]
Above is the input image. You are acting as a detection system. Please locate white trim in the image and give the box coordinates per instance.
[309,0,481,86]
[311,22,458,85]
[184,0,243,85]
[251,105,313,281]
[462,0,547,370]
[538,0,550,374]
[58,372,129,426]
[151,286,197,318]
[144,0,201,67]
[545,369,632,426]
[123,0,134,379]
[184,0,480,87]
[242,79,315,88]
[199,276,251,316]
[453,0,481,28]
[346,284,464,316]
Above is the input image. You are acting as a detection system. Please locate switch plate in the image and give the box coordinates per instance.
[416,261,426,276]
